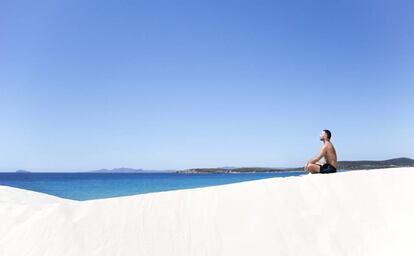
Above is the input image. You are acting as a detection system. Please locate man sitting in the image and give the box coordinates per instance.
[304,130,337,174]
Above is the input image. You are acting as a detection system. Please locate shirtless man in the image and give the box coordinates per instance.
[304,130,337,174]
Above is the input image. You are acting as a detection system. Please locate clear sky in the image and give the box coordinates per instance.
[1,0,413,171]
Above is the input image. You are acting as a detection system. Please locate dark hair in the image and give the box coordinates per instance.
[323,129,332,139]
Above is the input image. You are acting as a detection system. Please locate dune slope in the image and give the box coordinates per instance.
[1,168,413,256]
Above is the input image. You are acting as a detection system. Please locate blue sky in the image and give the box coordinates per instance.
[1,0,413,171]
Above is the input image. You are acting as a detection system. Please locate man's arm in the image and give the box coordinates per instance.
[308,147,326,165]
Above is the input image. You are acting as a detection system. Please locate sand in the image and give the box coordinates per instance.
[1,167,413,256]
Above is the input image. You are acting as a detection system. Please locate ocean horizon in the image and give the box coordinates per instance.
[0,171,306,201]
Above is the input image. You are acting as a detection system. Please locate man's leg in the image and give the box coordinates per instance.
[305,163,321,174]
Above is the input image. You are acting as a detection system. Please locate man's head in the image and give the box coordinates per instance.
[320,130,332,141]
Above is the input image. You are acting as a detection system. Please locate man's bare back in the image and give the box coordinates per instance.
[322,141,337,168]
[305,130,337,174]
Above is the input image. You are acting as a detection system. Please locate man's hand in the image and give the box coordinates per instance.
[304,161,309,171]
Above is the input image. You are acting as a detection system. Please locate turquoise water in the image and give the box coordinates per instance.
[0,172,305,201]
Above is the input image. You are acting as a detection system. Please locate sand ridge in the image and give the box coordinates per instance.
[1,167,413,256]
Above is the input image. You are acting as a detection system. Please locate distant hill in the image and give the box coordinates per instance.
[177,167,297,174]
[176,158,414,173]
[91,168,143,173]
[337,157,414,170]
[218,166,239,169]
[15,169,31,173]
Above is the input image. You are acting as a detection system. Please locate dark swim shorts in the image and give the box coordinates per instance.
[320,163,337,174]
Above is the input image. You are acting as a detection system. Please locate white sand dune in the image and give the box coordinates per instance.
[1,167,414,256]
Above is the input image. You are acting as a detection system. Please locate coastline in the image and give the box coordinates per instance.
[1,167,413,256]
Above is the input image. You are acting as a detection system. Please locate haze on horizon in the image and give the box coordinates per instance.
[1,0,413,172]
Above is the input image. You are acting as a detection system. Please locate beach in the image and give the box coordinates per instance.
[1,167,413,256]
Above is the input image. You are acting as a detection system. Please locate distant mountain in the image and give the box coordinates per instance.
[176,157,414,173]
[90,168,174,173]
[15,169,31,173]
[337,157,414,170]
[91,168,143,173]
[218,166,239,169]
[177,167,299,174]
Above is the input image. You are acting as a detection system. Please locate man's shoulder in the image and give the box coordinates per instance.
[325,142,336,151]
[323,142,333,149]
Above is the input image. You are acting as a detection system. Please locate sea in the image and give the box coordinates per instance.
[0,171,305,201]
